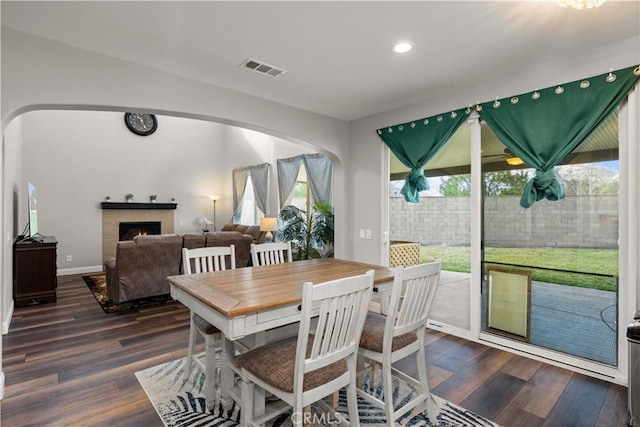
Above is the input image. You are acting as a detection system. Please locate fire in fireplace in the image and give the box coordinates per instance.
[119,221,161,241]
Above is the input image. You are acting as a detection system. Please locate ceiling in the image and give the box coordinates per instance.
[2,1,639,121]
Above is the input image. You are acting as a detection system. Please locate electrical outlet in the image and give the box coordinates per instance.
[66,255,72,262]
[366,229,372,240]
[179,220,184,226]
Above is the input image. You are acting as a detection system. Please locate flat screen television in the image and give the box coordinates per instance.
[28,181,42,240]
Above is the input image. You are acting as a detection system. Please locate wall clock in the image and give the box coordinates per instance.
[124,112,158,136]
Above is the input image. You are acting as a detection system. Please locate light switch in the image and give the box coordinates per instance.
[359,229,365,239]
[366,229,372,239]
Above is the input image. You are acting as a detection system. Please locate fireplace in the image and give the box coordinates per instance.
[102,203,176,263]
[119,221,161,241]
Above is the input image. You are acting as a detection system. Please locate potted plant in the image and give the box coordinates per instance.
[125,193,134,202]
[279,200,334,261]
[149,194,157,203]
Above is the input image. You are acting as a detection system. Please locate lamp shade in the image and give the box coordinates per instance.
[260,217,278,232]
[209,195,221,202]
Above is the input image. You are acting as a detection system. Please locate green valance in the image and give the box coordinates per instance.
[376,107,469,202]
[478,65,640,208]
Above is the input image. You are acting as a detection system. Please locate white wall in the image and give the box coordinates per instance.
[17,110,316,271]
[2,117,21,335]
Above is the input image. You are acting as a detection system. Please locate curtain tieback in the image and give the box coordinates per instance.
[520,168,565,208]
[401,168,429,203]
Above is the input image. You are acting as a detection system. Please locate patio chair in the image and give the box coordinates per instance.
[357,260,441,425]
[235,270,374,426]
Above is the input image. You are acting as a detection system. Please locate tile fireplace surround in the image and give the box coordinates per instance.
[101,202,176,264]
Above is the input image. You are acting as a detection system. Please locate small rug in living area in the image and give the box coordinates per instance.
[136,357,501,427]
[82,274,175,314]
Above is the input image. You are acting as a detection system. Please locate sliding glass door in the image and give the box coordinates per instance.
[480,112,620,366]
[389,123,472,333]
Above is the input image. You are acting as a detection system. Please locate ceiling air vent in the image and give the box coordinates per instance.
[241,58,286,78]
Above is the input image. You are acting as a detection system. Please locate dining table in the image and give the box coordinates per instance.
[167,257,395,415]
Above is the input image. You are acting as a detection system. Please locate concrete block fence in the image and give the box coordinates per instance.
[390,195,618,249]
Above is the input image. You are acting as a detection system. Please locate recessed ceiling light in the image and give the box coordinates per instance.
[393,42,413,54]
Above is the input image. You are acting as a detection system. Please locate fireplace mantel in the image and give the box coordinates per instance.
[101,202,177,210]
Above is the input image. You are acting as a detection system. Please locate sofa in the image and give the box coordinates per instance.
[104,230,254,303]
[221,223,268,244]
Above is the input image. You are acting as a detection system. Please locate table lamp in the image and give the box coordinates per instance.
[208,195,221,231]
[260,217,278,242]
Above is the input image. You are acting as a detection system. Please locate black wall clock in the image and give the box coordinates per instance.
[124,112,158,136]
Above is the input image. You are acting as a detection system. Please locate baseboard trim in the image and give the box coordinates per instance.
[2,299,14,335]
[57,265,103,276]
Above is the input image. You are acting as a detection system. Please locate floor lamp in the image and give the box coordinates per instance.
[209,195,221,231]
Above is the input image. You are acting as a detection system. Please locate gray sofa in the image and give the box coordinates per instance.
[104,231,254,303]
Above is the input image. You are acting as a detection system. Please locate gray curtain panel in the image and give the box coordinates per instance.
[232,162,271,222]
[277,154,333,209]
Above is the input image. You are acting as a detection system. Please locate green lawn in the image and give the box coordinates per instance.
[420,245,618,291]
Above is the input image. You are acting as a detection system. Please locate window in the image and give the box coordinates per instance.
[289,165,310,212]
[237,175,265,225]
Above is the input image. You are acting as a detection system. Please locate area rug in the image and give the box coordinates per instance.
[136,356,500,427]
[83,274,175,314]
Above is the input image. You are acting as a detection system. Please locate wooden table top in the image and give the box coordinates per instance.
[167,258,395,317]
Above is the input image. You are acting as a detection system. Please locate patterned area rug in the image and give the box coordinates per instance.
[136,357,500,426]
[83,274,175,314]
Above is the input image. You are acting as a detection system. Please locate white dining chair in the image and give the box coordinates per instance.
[357,260,441,425]
[181,245,236,410]
[235,270,374,426]
[250,241,293,266]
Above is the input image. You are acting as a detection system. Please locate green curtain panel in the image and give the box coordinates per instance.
[479,65,640,208]
[377,108,469,202]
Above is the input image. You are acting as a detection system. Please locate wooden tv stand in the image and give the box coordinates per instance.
[13,236,58,306]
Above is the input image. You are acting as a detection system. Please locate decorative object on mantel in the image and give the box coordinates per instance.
[149,194,157,203]
[125,193,134,202]
[171,197,176,202]
[208,195,221,231]
[105,196,111,202]
[200,217,212,233]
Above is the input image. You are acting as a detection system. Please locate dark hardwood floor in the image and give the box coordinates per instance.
[1,272,630,426]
